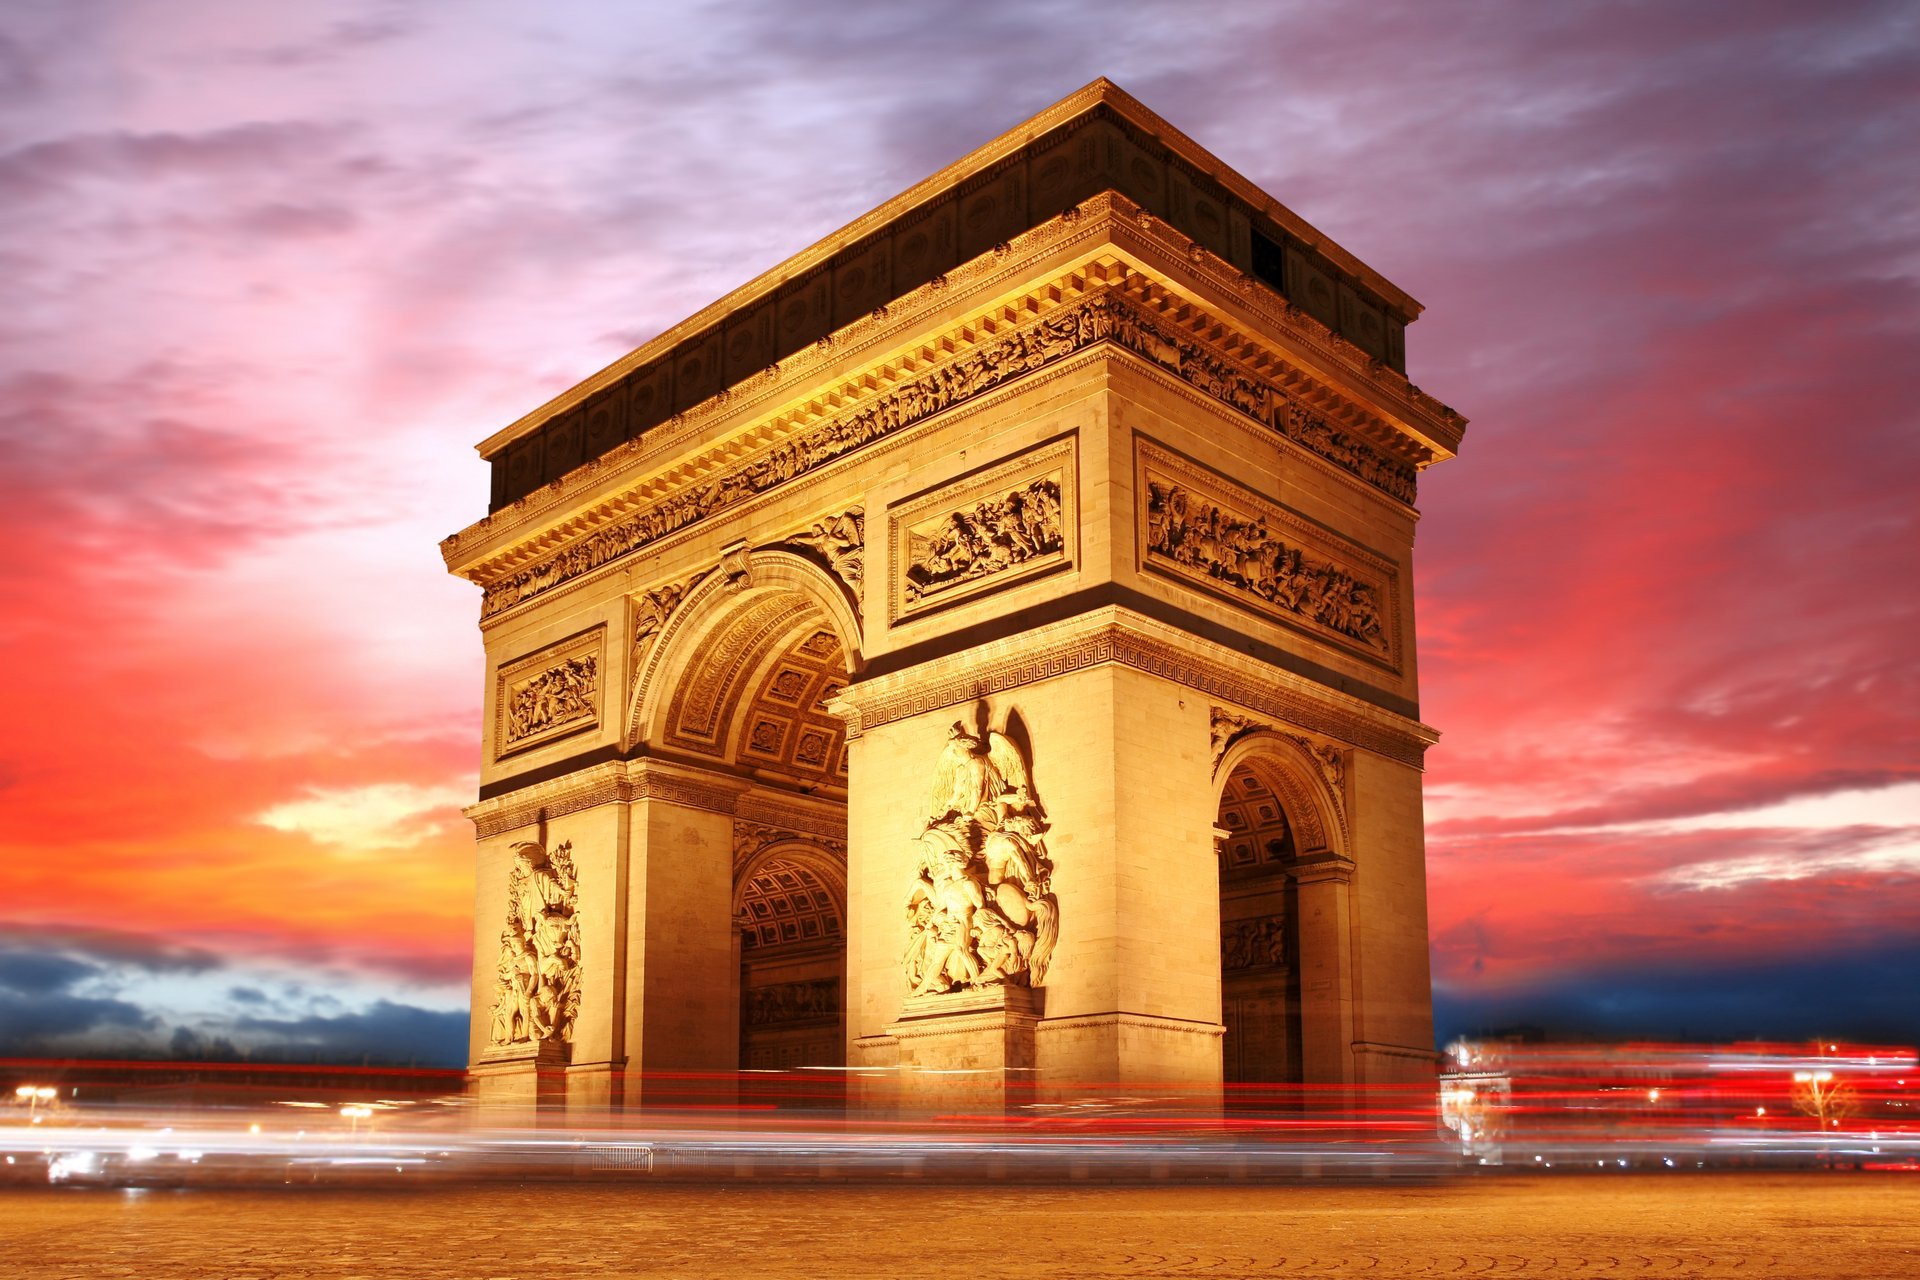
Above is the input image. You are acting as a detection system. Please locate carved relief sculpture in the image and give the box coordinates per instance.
[630,572,704,696]
[1209,707,1266,770]
[1222,914,1288,972]
[903,713,1059,996]
[487,839,582,1051]
[890,438,1076,623]
[733,821,848,875]
[505,657,596,744]
[745,978,840,1025]
[1140,441,1399,665]
[784,508,865,598]
[496,628,605,757]
[905,479,1063,601]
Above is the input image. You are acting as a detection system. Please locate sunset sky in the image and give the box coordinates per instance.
[2,2,1915,1065]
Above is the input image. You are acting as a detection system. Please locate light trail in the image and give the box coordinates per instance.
[3,1039,1915,1187]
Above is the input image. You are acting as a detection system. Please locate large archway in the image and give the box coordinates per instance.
[1212,727,1353,1094]
[1214,760,1302,1087]
[631,551,857,1100]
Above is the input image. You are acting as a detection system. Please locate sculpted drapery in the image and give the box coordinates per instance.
[487,839,582,1050]
[904,716,1059,996]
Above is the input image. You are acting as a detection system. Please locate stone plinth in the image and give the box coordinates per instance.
[858,985,1040,1114]
[469,1038,570,1125]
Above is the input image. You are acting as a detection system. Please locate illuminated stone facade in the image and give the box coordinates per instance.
[443,79,1464,1114]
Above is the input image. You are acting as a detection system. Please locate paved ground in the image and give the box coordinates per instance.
[3,1174,1915,1277]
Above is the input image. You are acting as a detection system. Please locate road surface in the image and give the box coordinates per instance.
[3,1173,1915,1277]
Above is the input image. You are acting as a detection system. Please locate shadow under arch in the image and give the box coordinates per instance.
[1212,728,1347,861]
[627,547,863,753]
[1211,726,1353,1090]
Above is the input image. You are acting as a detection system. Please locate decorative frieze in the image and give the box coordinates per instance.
[629,572,705,699]
[495,628,604,757]
[781,508,865,600]
[904,710,1059,996]
[890,437,1075,623]
[745,978,839,1026]
[838,614,1430,767]
[487,840,582,1051]
[1138,438,1400,668]
[474,292,1417,620]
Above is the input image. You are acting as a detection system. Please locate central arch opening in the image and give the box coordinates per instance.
[643,573,854,1108]
[1215,760,1302,1087]
[738,855,843,1068]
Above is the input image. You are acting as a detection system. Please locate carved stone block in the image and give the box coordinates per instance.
[494,627,604,758]
[1137,437,1400,668]
[486,839,582,1053]
[889,436,1076,624]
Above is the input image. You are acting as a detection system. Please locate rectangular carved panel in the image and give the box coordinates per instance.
[1136,437,1400,669]
[494,626,604,758]
[889,435,1076,625]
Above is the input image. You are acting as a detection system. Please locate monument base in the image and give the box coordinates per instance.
[856,985,1041,1115]
[468,1039,570,1125]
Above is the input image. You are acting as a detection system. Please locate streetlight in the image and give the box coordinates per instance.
[340,1105,374,1137]
[14,1085,56,1121]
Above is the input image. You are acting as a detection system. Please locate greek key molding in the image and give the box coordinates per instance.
[464,759,753,839]
[841,610,1431,767]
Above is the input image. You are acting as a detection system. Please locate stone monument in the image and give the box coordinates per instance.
[442,79,1465,1114]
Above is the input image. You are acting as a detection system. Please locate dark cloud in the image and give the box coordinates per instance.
[0,990,157,1047]
[1435,941,1920,1047]
[0,924,223,977]
[234,1000,467,1066]
[0,951,99,996]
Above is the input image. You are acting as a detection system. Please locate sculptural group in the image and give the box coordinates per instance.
[904,716,1059,995]
[904,478,1064,602]
[488,839,582,1049]
[1146,479,1386,651]
[504,656,598,744]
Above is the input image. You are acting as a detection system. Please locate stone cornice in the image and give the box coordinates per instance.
[442,197,1462,587]
[449,253,1454,630]
[832,606,1438,768]
[474,77,1424,463]
[462,757,755,839]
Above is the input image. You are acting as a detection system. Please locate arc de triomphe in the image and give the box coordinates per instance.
[442,80,1465,1114]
